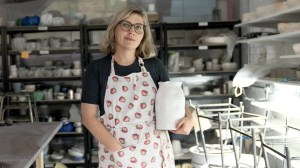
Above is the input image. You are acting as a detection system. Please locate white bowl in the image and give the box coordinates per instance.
[293,43,300,55]
[212,64,221,71]
[71,69,81,76]
[193,63,204,71]
[68,148,84,158]
[189,145,238,166]
[221,62,237,71]
[24,84,36,92]
[192,58,203,65]
[50,153,64,161]
[296,70,300,79]
[287,0,300,7]
[201,37,226,45]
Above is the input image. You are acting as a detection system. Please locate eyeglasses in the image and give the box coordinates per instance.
[119,20,146,34]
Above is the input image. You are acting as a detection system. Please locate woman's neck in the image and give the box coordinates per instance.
[113,51,136,66]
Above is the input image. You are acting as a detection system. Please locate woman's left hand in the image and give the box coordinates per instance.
[170,116,194,135]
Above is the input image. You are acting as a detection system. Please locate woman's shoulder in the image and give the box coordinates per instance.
[88,56,111,68]
[143,56,163,66]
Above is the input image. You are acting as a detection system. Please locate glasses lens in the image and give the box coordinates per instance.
[134,25,144,34]
[120,21,131,31]
[120,21,144,34]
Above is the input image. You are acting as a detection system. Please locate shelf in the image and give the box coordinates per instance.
[85,23,160,31]
[9,76,81,82]
[8,49,80,55]
[237,30,300,44]
[168,70,237,77]
[36,99,81,105]
[85,24,108,31]
[55,132,83,137]
[186,94,235,100]
[44,156,85,167]
[165,21,240,30]
[236,6,300,28]
[4,104,30,109]
[251,101,300,116]
[6,25,81,33]
[87,48,101,53]
[279,54,300,59]
[167,45,226,50]
[256,77,300,87]
[174,151,191,161]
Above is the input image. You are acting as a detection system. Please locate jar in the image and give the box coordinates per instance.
[155,81,185,130]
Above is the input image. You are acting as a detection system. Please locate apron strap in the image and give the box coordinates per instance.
[110,56,147,75]
[138,57,147,72]
[110,56,116,75]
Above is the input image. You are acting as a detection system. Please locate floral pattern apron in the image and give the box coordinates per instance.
[98,56,175,168]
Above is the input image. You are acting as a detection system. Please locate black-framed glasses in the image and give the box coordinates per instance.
[119,20,146,34]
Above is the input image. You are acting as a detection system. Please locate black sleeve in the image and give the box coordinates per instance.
[81,61,101,105]
[144,57,170,88]
[156,57,170,82]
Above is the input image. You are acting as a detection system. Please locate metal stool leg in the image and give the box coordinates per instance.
[28,96,34,123]
[0,95,5,120]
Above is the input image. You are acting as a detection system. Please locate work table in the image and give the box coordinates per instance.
[0,122,62,168]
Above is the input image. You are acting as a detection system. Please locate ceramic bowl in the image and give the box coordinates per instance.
[50,153,64,161]
[24,84,36,92]
[221,62,237,71]
[287,0,300,7]
[193,63,204,71]
[189,145,238,166]
[296,70,300,79]
[68,147,84,158]
[293,43,300,55]
[71,69,81,76]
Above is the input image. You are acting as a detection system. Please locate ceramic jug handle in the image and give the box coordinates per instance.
[234,86,243,97]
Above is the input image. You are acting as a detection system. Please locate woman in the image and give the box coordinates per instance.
[81,5,193,167]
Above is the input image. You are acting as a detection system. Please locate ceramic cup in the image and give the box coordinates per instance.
[172,140,182,154]
[12,83,22,93]
[74,92,81,100]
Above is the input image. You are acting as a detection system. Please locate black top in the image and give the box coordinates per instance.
[81,56,169,116]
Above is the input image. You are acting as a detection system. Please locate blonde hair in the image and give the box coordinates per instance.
[100,5,156,59]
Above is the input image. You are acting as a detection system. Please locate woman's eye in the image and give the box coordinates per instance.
[135,25,142,30]
[123,22,131,28]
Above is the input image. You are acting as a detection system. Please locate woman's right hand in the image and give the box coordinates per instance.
[109,142,123,152]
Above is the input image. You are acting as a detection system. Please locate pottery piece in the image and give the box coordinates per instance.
[155,81,185,130]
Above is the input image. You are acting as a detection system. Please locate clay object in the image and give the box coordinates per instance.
[155,81,185,130]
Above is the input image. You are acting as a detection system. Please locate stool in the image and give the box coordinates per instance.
[0,92,38,123]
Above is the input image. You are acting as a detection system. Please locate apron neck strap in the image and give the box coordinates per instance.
[110,56,146,75]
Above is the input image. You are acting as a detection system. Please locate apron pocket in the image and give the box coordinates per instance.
[112,139,163,167]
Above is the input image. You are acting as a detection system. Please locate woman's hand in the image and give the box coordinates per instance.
[170,116,194,135]
[170,106,194,135]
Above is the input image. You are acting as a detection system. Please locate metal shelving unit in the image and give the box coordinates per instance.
[2,25,86,168]
[163,21,241,104]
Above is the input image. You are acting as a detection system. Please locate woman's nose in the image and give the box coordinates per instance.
[128,26,135,34]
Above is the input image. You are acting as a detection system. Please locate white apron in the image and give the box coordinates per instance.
[98,56,175,168]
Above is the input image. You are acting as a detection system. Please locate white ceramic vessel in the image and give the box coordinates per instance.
[189,145,238,167]
[155,81,185,130]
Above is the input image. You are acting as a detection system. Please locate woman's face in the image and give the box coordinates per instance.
[114,13,145,52]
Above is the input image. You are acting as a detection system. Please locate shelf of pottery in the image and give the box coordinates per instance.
[236,0,300,85]
[163,21,241,103]
[2,25,86,167]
